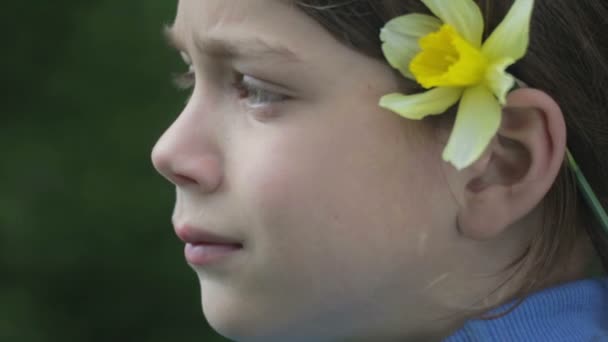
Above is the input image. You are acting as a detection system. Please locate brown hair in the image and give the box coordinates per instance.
[294,0,608,303]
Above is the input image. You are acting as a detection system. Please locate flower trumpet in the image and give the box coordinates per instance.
[379,0,534,170]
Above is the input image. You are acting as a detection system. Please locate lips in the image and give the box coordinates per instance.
[174,224,243,246]
[174,224,243,266]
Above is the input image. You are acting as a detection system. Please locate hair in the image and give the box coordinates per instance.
[293,0,608,309]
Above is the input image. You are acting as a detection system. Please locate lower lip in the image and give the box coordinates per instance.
[184,243,242,266]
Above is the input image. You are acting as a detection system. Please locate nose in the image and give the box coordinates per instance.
[151,106,223,193]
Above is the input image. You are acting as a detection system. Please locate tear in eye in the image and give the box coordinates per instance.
[172,70,195,90]
[233,74,288,106]
[180,51,192,65]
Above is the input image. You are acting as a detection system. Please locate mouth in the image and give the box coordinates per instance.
[184,242,243,266]
[174,224,244,266]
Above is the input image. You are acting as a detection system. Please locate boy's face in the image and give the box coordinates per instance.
[152,0,461,339]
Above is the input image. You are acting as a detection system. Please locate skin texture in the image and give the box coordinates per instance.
[151,0,579,341]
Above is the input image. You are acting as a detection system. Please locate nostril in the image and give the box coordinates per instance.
[172,174,197,186]
[151,144,195,186]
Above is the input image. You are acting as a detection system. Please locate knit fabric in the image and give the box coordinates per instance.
[444,277,608,341]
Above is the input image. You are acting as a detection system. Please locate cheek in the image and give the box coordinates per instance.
[236,130,337,234]
[233,117,447,271]
[215,110,461,336]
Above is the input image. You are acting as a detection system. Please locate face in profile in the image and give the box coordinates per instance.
[152,0,461,340]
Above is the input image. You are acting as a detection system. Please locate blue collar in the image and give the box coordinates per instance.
[444,277,608,341]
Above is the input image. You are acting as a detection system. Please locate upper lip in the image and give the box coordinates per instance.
[174,224,243,246]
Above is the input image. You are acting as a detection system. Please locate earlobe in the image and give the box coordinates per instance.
[457,88,567,240]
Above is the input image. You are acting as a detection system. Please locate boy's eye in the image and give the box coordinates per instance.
[172,69,195,90]
[172,51,195,90]
[233,74,289,107]
[170,68,289,107]
[180,51,191,65]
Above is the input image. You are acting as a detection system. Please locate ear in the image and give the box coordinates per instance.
[456,88,567,240]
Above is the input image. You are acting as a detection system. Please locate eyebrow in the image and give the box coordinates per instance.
[163,25,300,63]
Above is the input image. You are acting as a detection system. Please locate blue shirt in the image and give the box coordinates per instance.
[445,277,608,341]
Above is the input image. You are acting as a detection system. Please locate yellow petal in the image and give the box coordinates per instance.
[485,57,516,105]
[379,87,463,120]
[442,85,502,170]
[410,25,488,89]
[380,14,442,79]
[421,0,484,47]
[482,0,534,62]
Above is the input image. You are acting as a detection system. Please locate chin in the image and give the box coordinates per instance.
[199,286,276,342]
[203,310,286,342]
[200,293,323,342]
[195,276,339,342]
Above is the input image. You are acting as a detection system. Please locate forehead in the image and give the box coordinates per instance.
[174,0,266,29]
[170,0,398,97]
[172,0,309,48]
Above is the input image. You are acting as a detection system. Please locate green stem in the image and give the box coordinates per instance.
[566,149,608,235]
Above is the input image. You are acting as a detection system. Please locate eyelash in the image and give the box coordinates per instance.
[172,68,196,90]
[172,68,288,107]
[234,74,288,107]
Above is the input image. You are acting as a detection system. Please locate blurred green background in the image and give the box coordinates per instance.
[2,1,229,341]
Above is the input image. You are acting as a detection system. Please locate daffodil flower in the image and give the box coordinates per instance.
[379,0,534,170]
